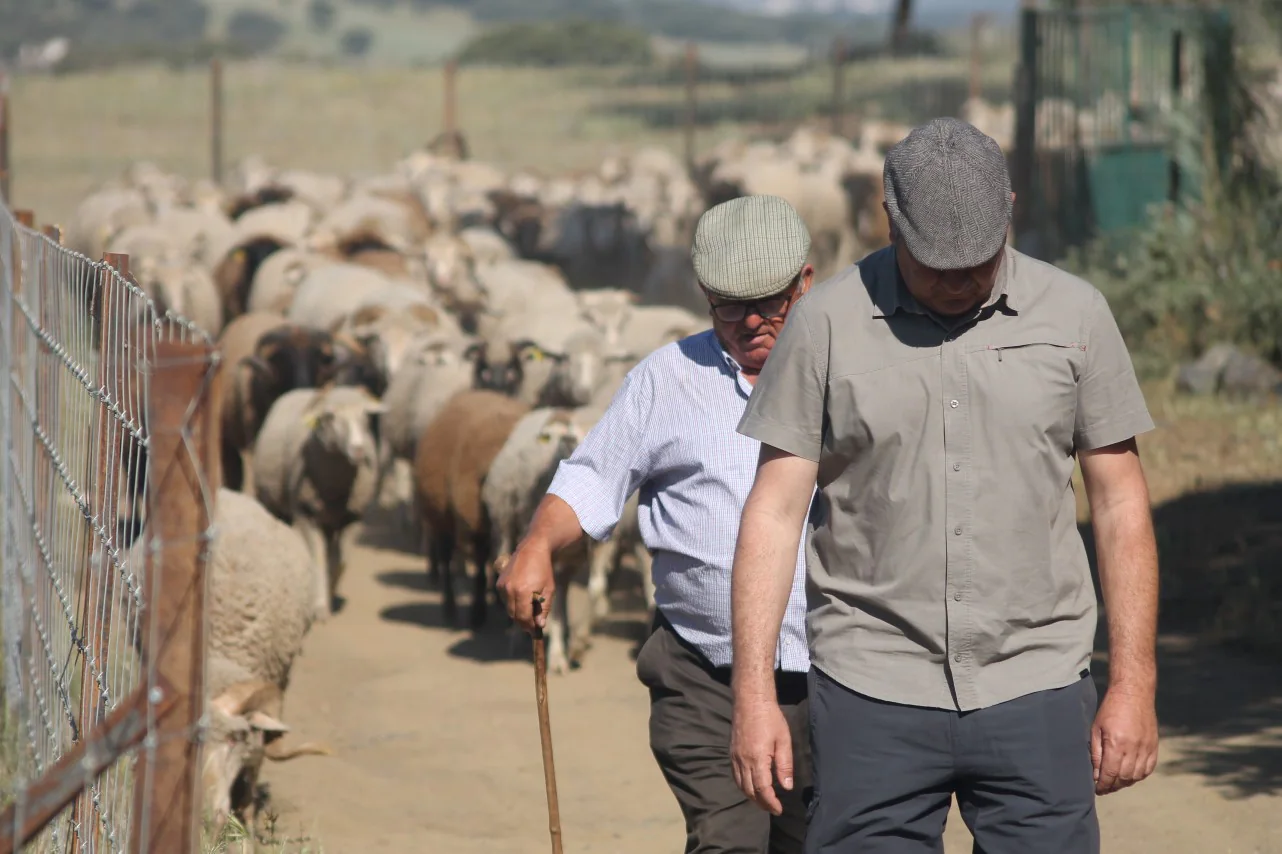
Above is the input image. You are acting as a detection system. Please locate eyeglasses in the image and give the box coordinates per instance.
[707,292,794,323]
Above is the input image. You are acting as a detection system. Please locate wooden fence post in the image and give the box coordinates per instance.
[129,332,219,854]
[210,58,224,187]
[443,58,458,137]
[0,73,11,204]
[683,42,698,171]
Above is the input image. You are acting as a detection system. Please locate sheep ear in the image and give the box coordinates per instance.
[211,679,281,718]
[237,354,272,378]
[246,710,290,736]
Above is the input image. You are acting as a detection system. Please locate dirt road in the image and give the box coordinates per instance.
[260,527,1282,853]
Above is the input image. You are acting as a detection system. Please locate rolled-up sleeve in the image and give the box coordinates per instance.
[546,364,657,541]
[1074,288,1156,450]
[736,294,829,462]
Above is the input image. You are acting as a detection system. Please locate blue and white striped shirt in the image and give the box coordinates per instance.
[546,329,811,672]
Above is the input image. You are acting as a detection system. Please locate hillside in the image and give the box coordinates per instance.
[0,0,900,69]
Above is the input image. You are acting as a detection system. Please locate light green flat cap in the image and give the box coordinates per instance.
[691,194,811,301]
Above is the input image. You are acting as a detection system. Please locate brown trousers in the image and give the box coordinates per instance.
[636,611,812,854]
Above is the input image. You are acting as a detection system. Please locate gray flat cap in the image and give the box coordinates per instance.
[691,194,811,300]
[883,117,1012,270]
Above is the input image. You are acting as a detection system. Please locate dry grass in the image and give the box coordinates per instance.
[6,51,1018,226]
[1074,379,1282,656]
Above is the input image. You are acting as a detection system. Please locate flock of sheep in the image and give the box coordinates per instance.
[63,120,914,834]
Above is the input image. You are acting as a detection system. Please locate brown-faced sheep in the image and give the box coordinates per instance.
[413,389,531,629]
[217,315,368,492]
[253,385,386,618]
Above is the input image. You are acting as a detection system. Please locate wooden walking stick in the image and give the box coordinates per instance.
[531,594,565,854]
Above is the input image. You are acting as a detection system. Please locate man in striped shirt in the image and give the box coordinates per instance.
[498,194,817,853]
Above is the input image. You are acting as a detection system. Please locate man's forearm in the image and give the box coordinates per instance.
[731,498,804,705]
[523,493,588,555]
[1094,494,1159,693]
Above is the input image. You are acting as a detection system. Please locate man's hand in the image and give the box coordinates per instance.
[496,538,555,633]
[730,699,793,815]
[1091,687,1159,795]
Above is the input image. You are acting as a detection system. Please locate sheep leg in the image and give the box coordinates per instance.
[587,535,618,624]
[544,561,572,676]
[468,530,492,631]
[430,528,457,627]
[325,527,345,608]
[222,441,245,493]
[636,542,656,623]
[294,516,331,621]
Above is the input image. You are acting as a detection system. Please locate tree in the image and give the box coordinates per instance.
[889,0,913,56]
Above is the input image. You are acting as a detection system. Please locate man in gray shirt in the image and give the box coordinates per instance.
[726,118,1160,852]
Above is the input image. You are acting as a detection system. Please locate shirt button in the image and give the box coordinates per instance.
[953,653,963,662]
[952,462,961,471]
[949,399,959,408]
[954,592,963,601]
[954,526,962,535]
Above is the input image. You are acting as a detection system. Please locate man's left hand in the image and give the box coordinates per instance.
[1091,687,1159,795]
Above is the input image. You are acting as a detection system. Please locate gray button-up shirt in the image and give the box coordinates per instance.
[737,245,1155,711]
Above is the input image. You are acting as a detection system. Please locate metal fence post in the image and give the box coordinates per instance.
[129,332,219,854]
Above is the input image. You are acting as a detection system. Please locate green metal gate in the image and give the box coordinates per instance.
[1010,4,1234,263]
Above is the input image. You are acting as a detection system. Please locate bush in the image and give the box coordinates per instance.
[309,0,337,32]
[226,10,287,55]
[1060,15,1282,379]
[457,19,653,67]
[340,26,375,58]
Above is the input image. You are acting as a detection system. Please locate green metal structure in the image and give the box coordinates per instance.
[1010,4,1234,263]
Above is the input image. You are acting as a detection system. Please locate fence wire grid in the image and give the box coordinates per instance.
[0,201,220,854]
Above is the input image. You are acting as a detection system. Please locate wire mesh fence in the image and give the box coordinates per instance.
[0,202,221,854]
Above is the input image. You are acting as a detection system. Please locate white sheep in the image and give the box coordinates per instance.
[286,262,427,330]
[253,384,386,618]
[576,287,638,348]
[130,488,328,837]
[246,248,336,315]
[376,334,477,532]
[482,407,587,674]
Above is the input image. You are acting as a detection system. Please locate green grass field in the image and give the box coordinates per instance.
[5,43,1019,226]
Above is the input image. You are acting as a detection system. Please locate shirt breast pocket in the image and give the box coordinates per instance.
[965,338,1083,450]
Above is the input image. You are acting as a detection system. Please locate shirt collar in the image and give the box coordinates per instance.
[709,331,756,397]
[872,244,1019,321]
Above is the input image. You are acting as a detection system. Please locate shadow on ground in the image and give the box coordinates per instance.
[1082,479,1282,798]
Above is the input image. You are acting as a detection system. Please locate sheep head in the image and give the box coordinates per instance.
[536,408,583,462]
[335,303,440,394]
[424,234,486,325]
[466,337,527,397]
[241,325,345,440]
[303,389,386,468]
[203,678,326,839]
[214,236,288,320]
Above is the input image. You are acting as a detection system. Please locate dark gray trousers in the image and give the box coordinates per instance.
[806,667,1100,854]
[636,612,812,854]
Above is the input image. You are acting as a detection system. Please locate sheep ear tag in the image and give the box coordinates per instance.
[537,433,551,444]
[303,412,320,430]
[528,347,544,362]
